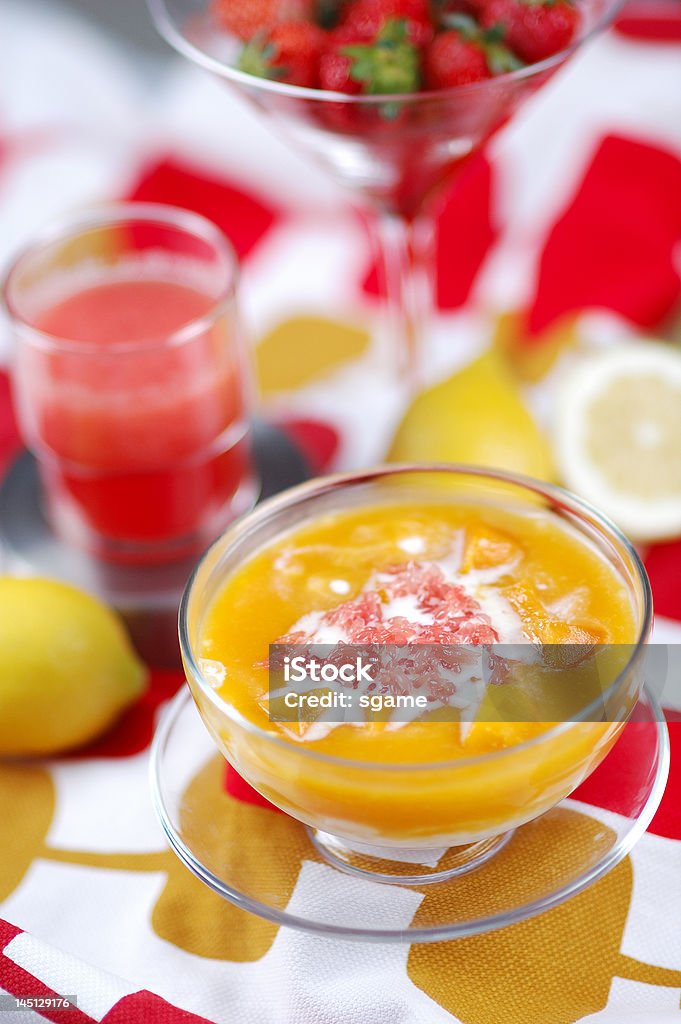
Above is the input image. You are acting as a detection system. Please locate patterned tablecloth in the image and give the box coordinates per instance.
[1,0,681,1020]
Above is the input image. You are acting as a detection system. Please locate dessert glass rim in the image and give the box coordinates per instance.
[148,0,624,105]
[180,463,653,770]
[1,201,239,356]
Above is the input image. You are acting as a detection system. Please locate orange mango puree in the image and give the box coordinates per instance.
[192,503,637,846]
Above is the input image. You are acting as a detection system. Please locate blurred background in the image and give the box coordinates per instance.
[2,0,681,483]
[63,0,171,53]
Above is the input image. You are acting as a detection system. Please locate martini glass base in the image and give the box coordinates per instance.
[150,685,669,942]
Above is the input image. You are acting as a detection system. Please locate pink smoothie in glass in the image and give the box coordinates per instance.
[23,277,253,560]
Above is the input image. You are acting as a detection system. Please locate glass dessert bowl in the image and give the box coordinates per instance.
[179,465,652,881]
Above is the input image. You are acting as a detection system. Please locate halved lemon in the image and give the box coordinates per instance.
[555,342,681,541]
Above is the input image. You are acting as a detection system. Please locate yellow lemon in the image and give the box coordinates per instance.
[388,349,555,480]
[0,577,147,757]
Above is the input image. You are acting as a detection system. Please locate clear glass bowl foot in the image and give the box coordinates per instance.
[307,828,515,885]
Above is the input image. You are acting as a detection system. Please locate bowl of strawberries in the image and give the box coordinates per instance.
[226,0,583,92]
[149,0,620,370]
[150,0,615,215]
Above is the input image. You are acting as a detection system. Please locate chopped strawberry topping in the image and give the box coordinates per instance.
[275,561,499,645]
[269,561,504,712]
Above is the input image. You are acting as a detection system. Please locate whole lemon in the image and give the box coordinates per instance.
[388,349,555,480]
[0,577,147,757]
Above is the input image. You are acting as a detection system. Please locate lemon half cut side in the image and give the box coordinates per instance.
[555,342,681,541]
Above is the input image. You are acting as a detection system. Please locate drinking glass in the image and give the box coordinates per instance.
[2,203,258,563]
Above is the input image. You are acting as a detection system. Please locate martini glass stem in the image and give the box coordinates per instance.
[374,212,436,388]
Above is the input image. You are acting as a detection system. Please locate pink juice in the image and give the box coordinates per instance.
[38,280,213,344]
[21,277,254,560]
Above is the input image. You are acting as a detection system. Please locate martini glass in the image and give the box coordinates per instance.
[148,0,620,383]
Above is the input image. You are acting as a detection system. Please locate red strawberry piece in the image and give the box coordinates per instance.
[331,16,422,93]
[480,0,580,63]
[239,20,327,86]
[424,27,490,85]
[424,12,522,86]
[214,0,315,40]
[317,16,421,137]
[342,0,435,47]
[319,24,366,92]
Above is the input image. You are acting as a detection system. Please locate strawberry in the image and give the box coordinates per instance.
[342,0,435,47]
[213,0,315,42]
[424,28,490,85]
[424,13,521,86]
[479,0,580,63]
[238,21,327,86]
[319,25,365,92]
[320,17,421,93]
